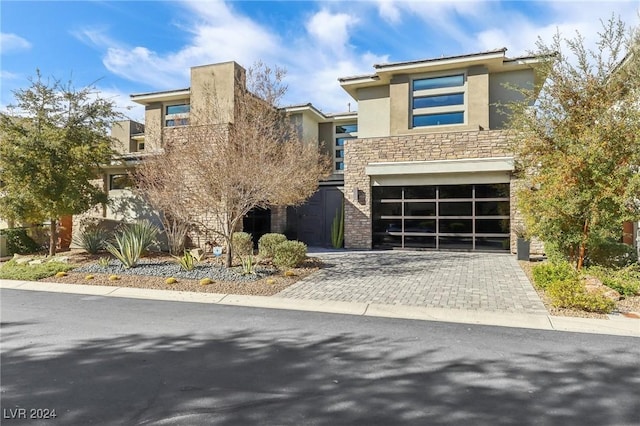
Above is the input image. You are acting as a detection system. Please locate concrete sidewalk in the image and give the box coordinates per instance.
[2,279,638,337]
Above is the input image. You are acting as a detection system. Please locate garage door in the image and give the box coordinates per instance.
[372,183,510,251]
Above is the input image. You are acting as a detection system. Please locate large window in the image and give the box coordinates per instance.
[165,103,190,127]
[335,123,357,172]
[411,74,465,128]
[109,174,133,190]
[372,183,510,250]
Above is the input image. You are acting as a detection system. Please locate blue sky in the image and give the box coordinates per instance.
[2,0,639,121]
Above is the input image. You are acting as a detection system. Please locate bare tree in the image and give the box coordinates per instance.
[135,62,330,266]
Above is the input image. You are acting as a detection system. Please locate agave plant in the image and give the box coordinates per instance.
[105,220,159,268]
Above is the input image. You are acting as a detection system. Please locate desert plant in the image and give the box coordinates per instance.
[175,250,197,271]
[241,254,255,275]
[258,233,287,258]
[232,232,253,261]
[273,240,307,269]
[126,220,159,253]
[547,277,616,313]
[97,257,110,267]
[531,261,577,289]
[330,201,344,249]
[105,221,159,268]
[73,227,109,254]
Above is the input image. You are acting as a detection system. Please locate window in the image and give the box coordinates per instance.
[165,103,190,127]
[109,174,133,190]
[335,123,357,173]
[411,74,465,128]
[137,141,145,151]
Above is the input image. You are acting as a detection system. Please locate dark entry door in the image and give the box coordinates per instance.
[243,207,271,247]
[288,186,343,247]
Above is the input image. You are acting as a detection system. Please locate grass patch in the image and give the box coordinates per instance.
[0,260,75,281]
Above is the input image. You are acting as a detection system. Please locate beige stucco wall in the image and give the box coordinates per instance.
[191,62,243,126]
[489,69,534,129]
[357,86,390,138]
[144,104,163,151]
[467,66,489,130]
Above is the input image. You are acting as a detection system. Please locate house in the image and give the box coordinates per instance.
[94,50,550,253]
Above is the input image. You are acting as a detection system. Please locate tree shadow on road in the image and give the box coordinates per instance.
[1,325,638,425]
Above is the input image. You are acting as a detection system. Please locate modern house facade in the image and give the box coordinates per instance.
[96,48,637,255]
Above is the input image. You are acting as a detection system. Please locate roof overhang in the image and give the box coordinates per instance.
[365,157,515,176]
[130,89,191,106]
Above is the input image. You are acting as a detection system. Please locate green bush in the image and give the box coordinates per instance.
[586,239,638,268]
[547,277,616,313]
[232,232,253,260]
[588,264,640,297]
[273,240,307,269]
[532,261,577,289]
[105,220,159,268]
[73,227,109,254]
[0,228,41,255]
[0,260,74,281]
[258,233,287,258]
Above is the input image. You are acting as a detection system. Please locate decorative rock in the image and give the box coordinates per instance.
[584,276,621,301]
[49,256,69,263]
[28,259,44,265]
[14,257,34,265]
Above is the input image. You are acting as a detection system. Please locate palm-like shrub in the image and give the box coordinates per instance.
[73,227,109,254]
[105,220,158,268]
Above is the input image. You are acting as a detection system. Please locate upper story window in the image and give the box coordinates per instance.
[165,103,190,127]
[109,174,133,190]
[411,74,465,128]
[335,123,357,172]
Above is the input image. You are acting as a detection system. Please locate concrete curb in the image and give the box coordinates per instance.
[1,280,638,337]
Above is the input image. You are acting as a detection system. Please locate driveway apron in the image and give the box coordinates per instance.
[277,251,548,314]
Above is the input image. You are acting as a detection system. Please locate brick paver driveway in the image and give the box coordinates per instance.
[277,250,548,314]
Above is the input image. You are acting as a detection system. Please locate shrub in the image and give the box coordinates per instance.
[174,250,197,271]
[73,227,109,254]
[105,220,159,268]
[588,265,640,297]
[241,254,255,275]
[0,260,74,281]
[0,228,41,255]
[258,233,287,258]
[232,232,253,260]
[586,239,638,268]
[273,240,307,269]
[547,277,616,313]
[532,261,577,289]
[97,257,110,267]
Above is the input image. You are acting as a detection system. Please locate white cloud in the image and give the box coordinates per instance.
[306,9,357,53]
[0,70,20,80]
[376,0,401,24]
[0,33,32,53]
[95,87,146,123]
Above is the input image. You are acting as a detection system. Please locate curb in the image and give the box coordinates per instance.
[1,280,638,337]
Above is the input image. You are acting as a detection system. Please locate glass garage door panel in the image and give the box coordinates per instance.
[371,184,510,250]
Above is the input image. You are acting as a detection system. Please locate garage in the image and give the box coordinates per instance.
[372,183,510,251]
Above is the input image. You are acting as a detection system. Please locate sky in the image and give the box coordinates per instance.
[1,0,639,121]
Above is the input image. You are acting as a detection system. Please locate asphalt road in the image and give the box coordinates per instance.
[1,289,638,426]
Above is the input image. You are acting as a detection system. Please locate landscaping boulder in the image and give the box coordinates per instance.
[584,275,621,301]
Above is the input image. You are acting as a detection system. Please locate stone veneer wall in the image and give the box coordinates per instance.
[343,129,541,254]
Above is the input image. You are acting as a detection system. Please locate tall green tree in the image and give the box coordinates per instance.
[0,71,121,255]
[509,17,640,269]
